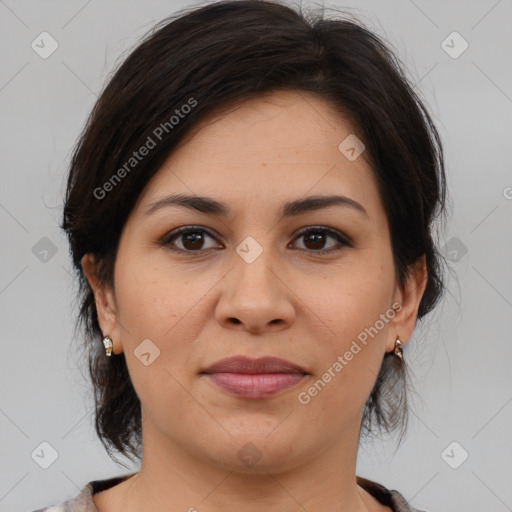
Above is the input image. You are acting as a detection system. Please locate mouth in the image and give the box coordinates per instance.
[200,356,309,399]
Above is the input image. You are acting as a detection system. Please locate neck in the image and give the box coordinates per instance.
[117,414,377,512]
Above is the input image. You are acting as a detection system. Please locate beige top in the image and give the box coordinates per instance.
[31,473,427,512]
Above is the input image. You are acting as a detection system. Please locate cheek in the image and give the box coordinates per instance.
[114,252,187,334]
[314,258,393,343]
[113,253,219,368]
[297,324,386,429]
[300,263,393,407]
[113,256,206,426]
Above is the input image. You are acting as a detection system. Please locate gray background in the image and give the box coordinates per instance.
[1,1,511,511]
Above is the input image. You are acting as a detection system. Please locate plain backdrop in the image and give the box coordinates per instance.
[1,1,511,511]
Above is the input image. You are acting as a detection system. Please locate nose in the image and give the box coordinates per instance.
[215,246,296,334]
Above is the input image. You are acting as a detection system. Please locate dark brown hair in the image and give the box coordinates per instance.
[61,0,450,465]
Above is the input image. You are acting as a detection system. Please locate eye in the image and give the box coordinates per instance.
[162,226,222,254]
[290,227,352,254]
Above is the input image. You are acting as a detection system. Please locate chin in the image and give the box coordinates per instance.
[202,427,310,475]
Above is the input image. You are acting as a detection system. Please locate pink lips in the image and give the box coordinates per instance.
[201,356,308,398]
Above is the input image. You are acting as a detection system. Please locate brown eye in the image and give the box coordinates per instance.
[181,231,206,250]
[291,227,352,254]
[303,231,327,250]
[164,227,221,253]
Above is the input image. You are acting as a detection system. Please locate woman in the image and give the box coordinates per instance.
[32,0,448,511]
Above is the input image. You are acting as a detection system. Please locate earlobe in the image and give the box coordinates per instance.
[388,255,428,352]
[81,253,122,354]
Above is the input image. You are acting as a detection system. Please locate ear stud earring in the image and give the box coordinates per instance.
[103,335,113,357]
[393,336,403,360]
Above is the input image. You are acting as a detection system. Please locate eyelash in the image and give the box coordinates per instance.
[161,225,353,256]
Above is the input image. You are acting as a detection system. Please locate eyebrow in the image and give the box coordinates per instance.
[144,193,369,219]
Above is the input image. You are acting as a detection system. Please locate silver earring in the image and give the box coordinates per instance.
[393,336,403,360]
[103,336,113,357]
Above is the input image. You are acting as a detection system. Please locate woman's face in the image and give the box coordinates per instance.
[84,90,426,473]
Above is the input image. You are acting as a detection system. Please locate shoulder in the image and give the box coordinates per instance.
[356,475,429,512]
[28,480,96,512]
[29,473,136,512]
[30,507,69,512]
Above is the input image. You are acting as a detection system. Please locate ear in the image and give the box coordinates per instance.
[81,253,123,355]
[386,254,428,353]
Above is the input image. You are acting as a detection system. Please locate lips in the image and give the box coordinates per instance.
[202,356,308,375]
[201,356,309,398]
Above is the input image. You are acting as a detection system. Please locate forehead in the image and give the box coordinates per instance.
[133,90,384,223]
[174,90,362,161]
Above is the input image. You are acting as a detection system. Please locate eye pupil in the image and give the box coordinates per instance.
[304,231,325,250]
[183,232,204,250]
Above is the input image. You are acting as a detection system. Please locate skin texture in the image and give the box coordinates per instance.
[83,89,427,512]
